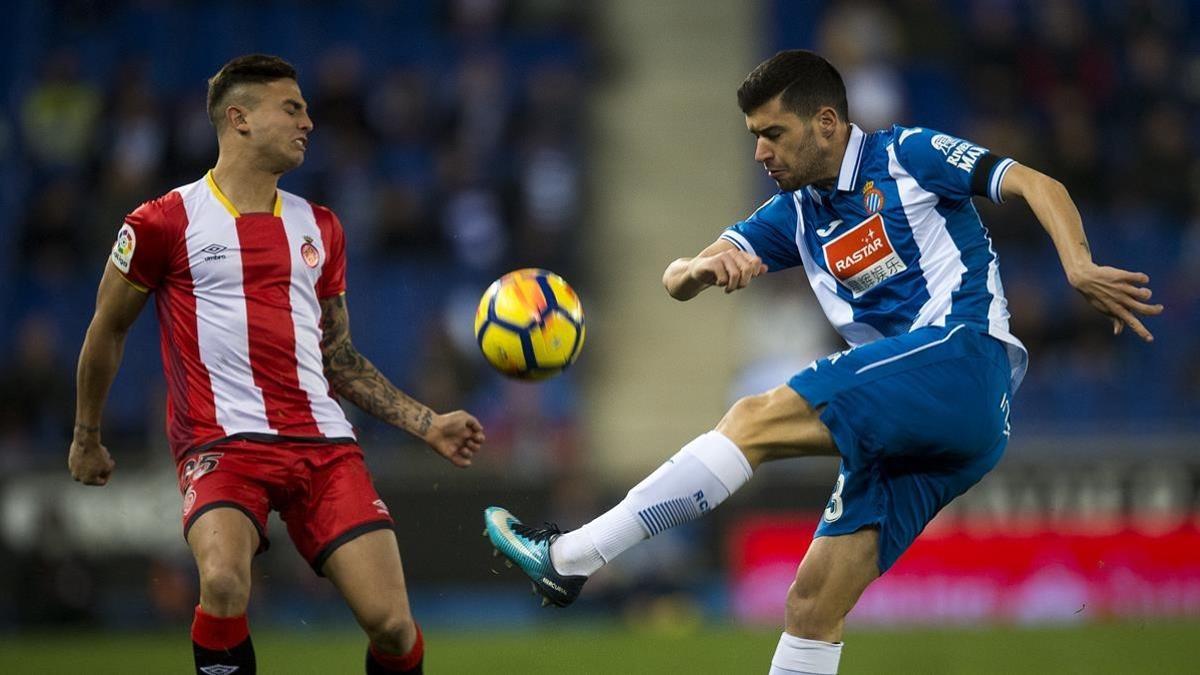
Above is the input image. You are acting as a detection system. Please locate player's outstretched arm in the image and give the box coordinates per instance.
[70,262,150,485]
[1001,163,1164,341]
[663,238,767,301]
[318,293,484,467]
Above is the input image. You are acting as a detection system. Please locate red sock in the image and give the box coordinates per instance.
[191,605,250,650]
[368,625,423,673]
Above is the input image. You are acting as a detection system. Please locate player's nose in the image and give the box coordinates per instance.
[754,138,772,163]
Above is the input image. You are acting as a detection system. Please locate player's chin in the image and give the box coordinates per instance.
[277,150,305,171]
[774,176,803,192]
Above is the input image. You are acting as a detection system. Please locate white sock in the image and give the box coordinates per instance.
[768,633,842,675]
[550,431,752,576]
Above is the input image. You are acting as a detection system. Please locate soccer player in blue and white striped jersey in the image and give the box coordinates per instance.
[483,50,1161,674]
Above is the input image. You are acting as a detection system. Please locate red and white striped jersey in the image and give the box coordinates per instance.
[110,171,356,460]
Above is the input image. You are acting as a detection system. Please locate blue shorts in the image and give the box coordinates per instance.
[788,325,1013,573]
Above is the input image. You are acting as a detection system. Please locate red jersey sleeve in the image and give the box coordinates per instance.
[313,204,347,298]
[111,192,184,291]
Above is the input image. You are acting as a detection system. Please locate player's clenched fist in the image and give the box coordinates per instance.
[688,249,768,293]
[68,436,116,486]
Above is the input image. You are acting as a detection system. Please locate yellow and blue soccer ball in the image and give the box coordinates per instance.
[474,268,585,380]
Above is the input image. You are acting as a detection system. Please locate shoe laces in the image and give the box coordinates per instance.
[512,521,563,544]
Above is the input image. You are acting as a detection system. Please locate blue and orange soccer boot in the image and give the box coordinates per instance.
[483,506,587,607]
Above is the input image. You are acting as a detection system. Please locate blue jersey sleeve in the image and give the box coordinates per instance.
[893,126,1015,204]
[720,192,802,272]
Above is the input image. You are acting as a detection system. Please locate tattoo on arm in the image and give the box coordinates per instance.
[319,295,434,437]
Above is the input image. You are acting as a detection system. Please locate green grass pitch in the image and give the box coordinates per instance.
[1,621,1197,673]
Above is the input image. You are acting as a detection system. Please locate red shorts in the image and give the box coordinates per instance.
[177,438,394,575]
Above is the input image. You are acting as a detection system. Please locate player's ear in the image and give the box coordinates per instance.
[226,105,250,134]
[815,106,838,139]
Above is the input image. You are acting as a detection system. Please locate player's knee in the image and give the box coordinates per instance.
[363,608,416,652]
[198,565,251,615]
[716,393,769,464]
[784,581,842,641]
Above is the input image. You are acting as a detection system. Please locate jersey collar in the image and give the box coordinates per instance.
[834,123,866,193]
[205,170,283,218]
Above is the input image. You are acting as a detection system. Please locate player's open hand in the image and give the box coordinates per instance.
[424,410,485,468]
[1067,262,1163,342]
[68,435,116,486]
[689,249,768,294]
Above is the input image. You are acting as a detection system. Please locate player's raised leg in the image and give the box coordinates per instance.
[187,507,260,675]
[323,530,424,675]
[483,384,836,606]
[769,528,879,675]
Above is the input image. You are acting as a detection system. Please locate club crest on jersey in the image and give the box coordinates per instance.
[300,236,320,268]
[111,223,136,273]
[821,213,907,297]
[862,180,885,214]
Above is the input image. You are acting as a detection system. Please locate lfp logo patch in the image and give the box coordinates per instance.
[821,213,907,297]
[300,235,320,268]
[862,180,885,214]
[111,223,136,273]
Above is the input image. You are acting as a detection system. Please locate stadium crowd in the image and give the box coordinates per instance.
[0,0,591,476]
[758,0,1200,430]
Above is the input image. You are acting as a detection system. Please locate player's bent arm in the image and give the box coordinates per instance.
[318,293,435,436]
[999,164,1093,280]
[1001,163,1163,341]
[663,239,766,300]
[318,294,485,467]
[70,262,150,484]
[76,262,150,433]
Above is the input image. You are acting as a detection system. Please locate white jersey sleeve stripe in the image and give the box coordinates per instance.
[989,158,1015,204]
[720,231,754,255]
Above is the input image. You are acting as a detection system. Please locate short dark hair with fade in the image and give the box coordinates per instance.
[206,54,298,128]
[737,50,848,121]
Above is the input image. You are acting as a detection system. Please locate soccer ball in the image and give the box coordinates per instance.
[474,268,585,380]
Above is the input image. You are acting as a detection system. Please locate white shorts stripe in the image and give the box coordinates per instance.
[854,324,965,375]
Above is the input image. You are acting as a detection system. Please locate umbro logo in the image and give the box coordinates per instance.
[200,243,228,263]
[199,665,239,675]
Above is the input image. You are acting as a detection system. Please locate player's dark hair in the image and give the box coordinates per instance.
[737,50,848,121]
[207,54,297,128]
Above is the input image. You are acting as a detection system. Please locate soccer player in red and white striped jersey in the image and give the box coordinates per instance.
[69,54,483,675]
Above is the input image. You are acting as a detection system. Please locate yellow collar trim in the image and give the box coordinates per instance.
[205,170,282,217]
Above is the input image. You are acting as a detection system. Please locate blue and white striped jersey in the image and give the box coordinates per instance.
[722,124,1028,390]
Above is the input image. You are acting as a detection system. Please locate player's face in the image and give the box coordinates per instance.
[745,96,833,191]
[241,79,313,173]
